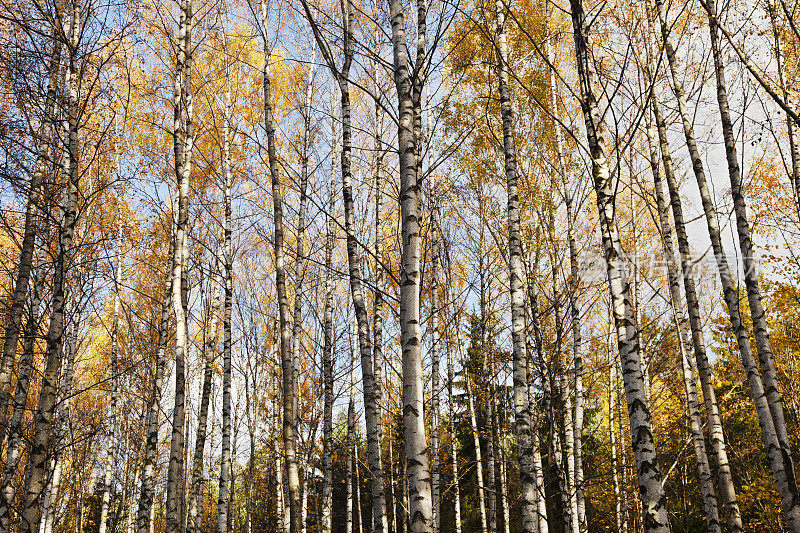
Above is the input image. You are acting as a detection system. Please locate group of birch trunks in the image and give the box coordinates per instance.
[1,0,800,531]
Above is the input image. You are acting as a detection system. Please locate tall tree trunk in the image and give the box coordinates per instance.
[347,332,356,533]
[217,58,234,533]
[320,132,336,533]
[320,122,336,533]
[609,359,622,533]
[372,72,388,533]
[465,355,488,533]
[336,4,389,528]
[187,286,219,533]
[481,272,497,533]
[99,250,124,533]
[19,3,81,530]
[494,3,539,530]
[40,318,76,533]
[137,236,175,533]
[259,1,301,530]
[387,0,434,528]
[525,274,548,533]
[644,110,720,533]
[654,0,800,527]
[568,0,669,528]
[0,27,61,440]
[644,15,741,526]
[446,318,462,533]
[165,0,193,529]
[0,220,48,532]
[706,0,800,524]
[289,53,314,533]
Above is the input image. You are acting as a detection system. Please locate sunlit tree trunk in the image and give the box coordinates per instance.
[216,54,234,533]
[446,312,462,533]
[465,354,488,533]
[165,0,193,529]
[99,250,123,533]
[40,319,76,533]
[494,3,538,530]
[187,284,220,533]
[19,3,82,530]
[0,222,49,533]
[320,123,336,533]
[0,26,61,442]
[644,110,720,533]
[653,0,800,527]
[387,0,434,528]
[569,0,669,528]
[643,15,741,526]
[706,0,800,525]
[137,233,175,533]
[258,1,301,530]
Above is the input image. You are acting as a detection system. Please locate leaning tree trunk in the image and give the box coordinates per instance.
[569,0,670,529]
[0,29,61,440]
[259,1,301,530]
[0,218,48,532]
[165,0,193,529]
[644,110,720,533]
[387,0,434,528]
[705,0,800,523]
[643,11,742,522]
[494,3,539,531]
[653,0,800,527]
[18,4,81,530]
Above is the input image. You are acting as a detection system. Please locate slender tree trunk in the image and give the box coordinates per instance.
[481,274,497,533]
[494,3,538,530]
[347,334,356,533]
[569,0,669,528]
[654,0,800,527]
[372,75,388,533]
[19,4,81,530]
[217,64,234,533]
[289,53,314,533]
[465,359,488,533]
[609,360,622,533]
[187,287,219,533]
[0,227,47,532]
[525,278,548,533]
[644,101,722,531]
[446,325,462,533]
[493,400,510,533]
[644,111,720,533]
[335,6,389,528]
[165,0,193,529]
[387,0,434,528]
[0,29,61,440]
[320,125,336,533]
[259,1,301,530]
[644,19,742,528]
[99,252,123,533]
[40,319,76,533]
[706,0,800,523]
[137,237,175,533]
